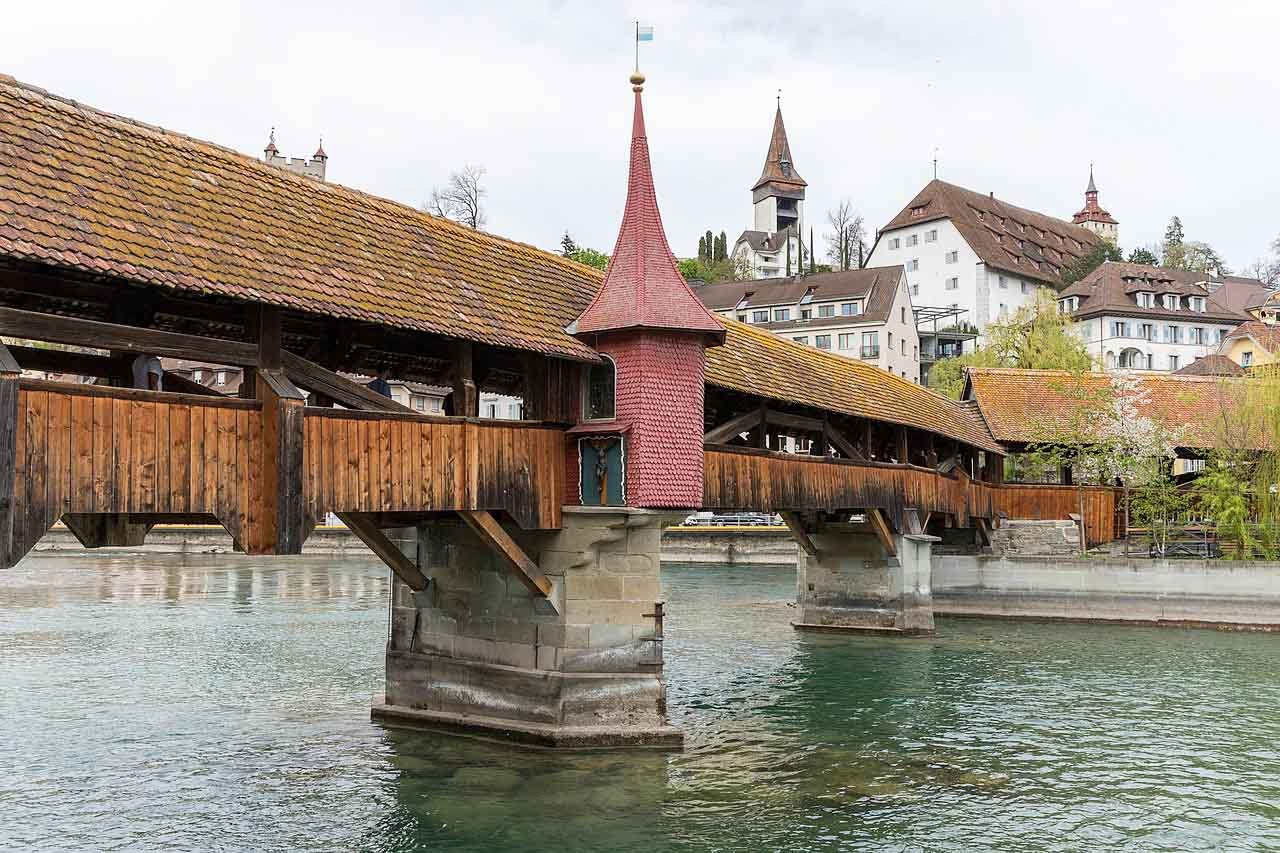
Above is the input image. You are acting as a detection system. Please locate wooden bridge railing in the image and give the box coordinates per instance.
[1,380,566,568]
[302,408,564,530]
[702,444,997,532]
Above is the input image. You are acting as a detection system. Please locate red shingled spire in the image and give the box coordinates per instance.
[572,74,724,342]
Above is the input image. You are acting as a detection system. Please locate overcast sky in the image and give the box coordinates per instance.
[7,1,1280,272]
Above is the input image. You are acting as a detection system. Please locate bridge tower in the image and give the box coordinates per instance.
[373,72,721,749]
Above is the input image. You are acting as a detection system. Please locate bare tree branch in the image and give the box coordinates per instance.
[424,164,487,230]
[824,200,866,271]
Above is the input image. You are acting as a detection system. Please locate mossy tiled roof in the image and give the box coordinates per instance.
[0,74,602,361]
[708,319,1003,452]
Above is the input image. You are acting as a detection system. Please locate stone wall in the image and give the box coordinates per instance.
[793,525,936,635]
[375,507,683,748]
[989,520,1080,557]
[660,529,797,566]
[933,554,1280,629]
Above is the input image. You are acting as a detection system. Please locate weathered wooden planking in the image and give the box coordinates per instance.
[991,484,1118,547]
[702,445,998,532]
[301,409,565,529]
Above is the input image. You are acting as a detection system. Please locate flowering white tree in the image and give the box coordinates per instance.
[1031,371,1187,552]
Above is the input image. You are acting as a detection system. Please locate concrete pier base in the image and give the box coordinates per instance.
[793,524,939,635]
[372,507,683,749]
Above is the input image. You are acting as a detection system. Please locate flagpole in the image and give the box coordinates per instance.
[635,20,639,73]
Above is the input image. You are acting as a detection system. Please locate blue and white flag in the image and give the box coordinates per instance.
[636,25,654,42]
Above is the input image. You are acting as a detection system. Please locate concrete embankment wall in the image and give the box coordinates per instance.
[933,554,1280,630]
[659,529,797,566]
[32,525,374,556]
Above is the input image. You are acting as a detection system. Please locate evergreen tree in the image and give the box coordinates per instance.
[715,231,728,262]
[1164,216,1185,248]
[1127,246,1159,266]
[697,235,708,263]
[560,231,578,258]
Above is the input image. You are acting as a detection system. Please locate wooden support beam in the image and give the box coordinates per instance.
[780,511,820,557]
[0,348,17,569]
[974,516,993,547]
[249,369,307,554]
[459,510,554,599]
[896,426,909,465]
[704,408,765,445]
[865,507,897,557]
[338,512,430,591]
[62,514,154,548]
[0,306,258,366]
[253,305,283,371]
[5,344,224,396]
[824,423,864,461]
[280,350,411,413]
[757,401,769,449]
[451,341,479,417]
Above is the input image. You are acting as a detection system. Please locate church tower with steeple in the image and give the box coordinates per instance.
[732,99,808,279]
[1072,166,1118,244]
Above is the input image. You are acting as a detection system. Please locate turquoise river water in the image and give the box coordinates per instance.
[2,553,1279,852]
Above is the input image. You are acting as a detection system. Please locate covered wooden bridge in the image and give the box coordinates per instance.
[0,71,1008,574]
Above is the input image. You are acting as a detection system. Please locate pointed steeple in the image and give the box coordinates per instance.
[752,101,806,192]
[264,127,278,158]
[572,73,723,341]
[1086,164,1097,195]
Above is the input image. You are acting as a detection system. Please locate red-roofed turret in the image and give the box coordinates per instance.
[568,73,722,510]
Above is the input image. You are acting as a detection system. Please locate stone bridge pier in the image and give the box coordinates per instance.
[372,507,684,749]
[790,518,940,635]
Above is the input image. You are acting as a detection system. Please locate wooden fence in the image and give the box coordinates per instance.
[990,484,1119,548]
[302,409,564,530]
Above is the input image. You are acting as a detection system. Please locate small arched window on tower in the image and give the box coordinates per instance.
[583,356,616,420]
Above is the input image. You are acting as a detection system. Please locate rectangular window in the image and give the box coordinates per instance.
[925,229,938,243]
[1137,292,1152,308]
[945,250,959,263]
[192,369,203,382]
[1140,323,1154,341]
[1168,354,1180,370]
[900,339,906,355]
[912,283,919,296]
[889,237,901,249]
[1191,296,1206,312]
[861,331,879,358]
[485,403,498,418]
[751,310,768,323]
[998,276,1008,289]
[773,308,790,322]
[1164,294,1180,311]
[1021,282,1030,294]
[888,332,894,348]
[818,304,835,318]
[906,234,919,247]
[508,403,522,419]
[901,307,907,323]
[1217,328,1227,344]
[736,313,748,323]
[1191,327,1204,344]
[800,308,812,320]
[815,334,832,350]
[838,333,854,350]
[1166,325,1182,343]
[215,371,226,385]
[841,301,862,316]
[412,396,426,411]
[945,277,958,290]
[792,335,809,345]
[1242,351,1254,367]
[908,258,919,272]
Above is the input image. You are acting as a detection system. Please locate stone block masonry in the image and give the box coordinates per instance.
[793,523,938,635]
[372,507,685,749]
[933,554,1280,630]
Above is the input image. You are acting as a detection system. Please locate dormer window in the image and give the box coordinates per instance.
[1189,296,1206,312]
[1136,292,1154,308]
[734,292,752,310]
[910,205,928,217]
[1163,294,1180,311]
[1060,296,1080,313]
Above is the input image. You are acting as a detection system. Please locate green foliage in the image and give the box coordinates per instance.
[569,247,609,270]
[1129,471,1189,554]
[1127,246,1159,265]
[927,289,1092,398]
[697,235,708,262]
[680,256,737,283]
[1159,216,1230,274]
[560,231,579,258]
[1164,216,1185,247]
[1195,456,1256,558]
[1061,241,1123,286]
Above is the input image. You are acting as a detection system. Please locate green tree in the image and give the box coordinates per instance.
[1060,240,1123,286]
[1127,246,1159,265]
[928,289,1093,398]
[714,231,728,263]
[1159,216,1230,274]
[1165,216,1185,248]
[568,247,609,271]
[560,231,578,258]
[697,235,708,263]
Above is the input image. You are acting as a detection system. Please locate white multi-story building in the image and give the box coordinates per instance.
[867,179,1106,344]
[1060,262,1262,372]
[694,266,921,382]
[731,102,808,280]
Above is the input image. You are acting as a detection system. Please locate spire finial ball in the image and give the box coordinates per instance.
[630,71,645,91]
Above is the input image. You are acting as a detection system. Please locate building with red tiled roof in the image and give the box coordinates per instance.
[868,179,1104,348]
[1172,354,1245,377]
[963,367,1254,453]
[1059,262,1257,373]
[1219,318,1280,370]
[693,266,921,381]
